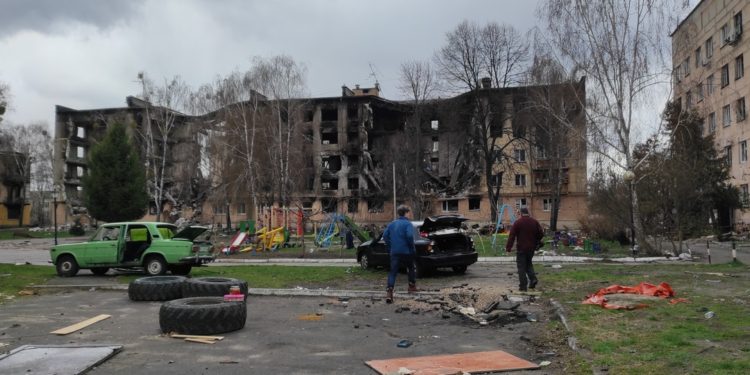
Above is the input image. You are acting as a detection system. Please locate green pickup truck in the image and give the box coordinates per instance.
[50,222,215,277]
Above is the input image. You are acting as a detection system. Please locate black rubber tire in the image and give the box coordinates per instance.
[359,252,371,270]
[169,264,192,275]
[56,255,79,277]
[128,276,187,301]
[452,265,468,274]
[182,277,248,300]
[144,255,167,276]
[159,297,247,335]
[91,267,110,276]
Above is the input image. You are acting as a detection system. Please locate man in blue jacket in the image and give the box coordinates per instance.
[382,204,417,303]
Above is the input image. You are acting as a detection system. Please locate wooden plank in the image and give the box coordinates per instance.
[169,334,224,340]
[184,338,217,344]
[51,314,111,335]
[366,350,539,374]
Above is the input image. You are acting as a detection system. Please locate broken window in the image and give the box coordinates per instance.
[442,199,459,212]
[348,105,358,119]
[490,172,503,187]
[304,110,314,122]
[321,155,341,171]
[535,144,548,159]
[321,132,338,145]
[543,198,551,212]
[214,205,225,215]
[431,120,439,130]
[432,137,439,152]
[468,197,481,211]
[512,122,526,138]
[347,199,358,213]
[320,198,336,212]
[76,126,85,138]
[322,108,337,122]
[76,166,84,177]
[302,200,314,210]
[76,146,85,159]
[322,178,338,190]
[367,198,384,213]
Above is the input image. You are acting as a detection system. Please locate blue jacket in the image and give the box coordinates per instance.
[383,216,416,255]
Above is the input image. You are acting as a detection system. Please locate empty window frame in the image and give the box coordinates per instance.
[736,54,744,80]
[76,126,85,138]
[468,197,481,211]
[709,112,717,132]
[735,11,743,36]
[725,145,733,166]
[76,166,84,177]
[321,179,339,190]
[515,174,526,186]
[721,64,730,87]
[742,184,750,208]
[722,23,731,44]
[321,108,337,121]
[321,132,338,145]
[367,198,384,213]
[723,105,732,127]
[707,74,715,95]
[432,136,439,152]
[76,146,85,159]
[441,199,459,212]
[431,120,439,130]
[686,90,693,108]
[348,177,359,190]
[695,47,702,68]
[490,172,503,187]
[347,199,358,213]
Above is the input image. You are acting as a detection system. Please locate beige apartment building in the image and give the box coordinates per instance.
[672,0,750,231]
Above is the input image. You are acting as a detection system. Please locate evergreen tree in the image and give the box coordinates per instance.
[82,123,148,222]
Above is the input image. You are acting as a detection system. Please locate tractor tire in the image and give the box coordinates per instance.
[182,277,248,300]
[128,276,187,301]
[159,297,247,335]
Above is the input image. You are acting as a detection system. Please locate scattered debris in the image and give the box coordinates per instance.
[17,289,35,296]
[51,314,111,335]
[366,350,539,374]
[397,339,412,348]
[704,311,715,319]
[539,360,551,367]
[551,264,562,269]
[582,282,688,310]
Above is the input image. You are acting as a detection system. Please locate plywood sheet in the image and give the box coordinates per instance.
[366,349,539,374]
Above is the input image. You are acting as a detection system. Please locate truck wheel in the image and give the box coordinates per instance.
[144,255,167,276]
[159,297,246,335]
[169,265,192,275]
[91,267,110,276]
[56,255,79,277]
[182,277,248,300]
[128,276,187,301]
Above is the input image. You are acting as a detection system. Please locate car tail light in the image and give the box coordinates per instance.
[192,245,200,254]
[427,241,435,253]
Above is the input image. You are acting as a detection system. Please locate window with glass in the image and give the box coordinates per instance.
[740,140,748,163]
[514,149,526,162]
[736,54,744,80]
[515,174,526,186]
[705,37,713,60]
[742,184,749,208]
[709,112,717,132]
[721,64,730,87]
[683,58,690,77]
[722,23,731,43]
[442,199,459,212]
[697,83,704,101]
[737,97,746,121]
[707,74,715,95]
[515,198,527,209]
[543,198,551,212]
[723,104,732,126]
[735,11,743,36]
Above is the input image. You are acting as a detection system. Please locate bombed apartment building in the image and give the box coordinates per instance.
[53,79,587,229]
[0,151,32,227]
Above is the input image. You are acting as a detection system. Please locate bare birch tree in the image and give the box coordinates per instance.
[0,82,8,125]
[538,0,686,252]
[136,73,192,222]
[434,20,530,221]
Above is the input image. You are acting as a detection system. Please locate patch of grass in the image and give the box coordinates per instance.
[0,264,57,303]
[115,265,382,289]
[543,262,750,374]
[0,229,81,240]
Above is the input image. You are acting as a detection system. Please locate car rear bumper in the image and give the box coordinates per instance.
[419,252,478,268]
[179,255,216,264]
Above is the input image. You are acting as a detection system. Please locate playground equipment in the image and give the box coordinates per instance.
[314,214,370,248]
[491,204,518,251]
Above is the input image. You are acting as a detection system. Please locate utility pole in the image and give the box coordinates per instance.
[392,163,396,219]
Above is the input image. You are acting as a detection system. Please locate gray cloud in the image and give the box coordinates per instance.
[0,0,145,36]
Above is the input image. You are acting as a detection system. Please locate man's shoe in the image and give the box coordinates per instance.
[386,287,394,304]
[529,280,538,289]
[408,283,419,293]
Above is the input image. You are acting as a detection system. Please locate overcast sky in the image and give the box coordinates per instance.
[0,0,542,130]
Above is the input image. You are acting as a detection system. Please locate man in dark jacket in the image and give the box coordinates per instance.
[382,204,417,303]
[505,207,544,291]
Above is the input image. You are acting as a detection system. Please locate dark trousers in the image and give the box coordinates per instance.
[515,251,537,289]
[387,253,416,289]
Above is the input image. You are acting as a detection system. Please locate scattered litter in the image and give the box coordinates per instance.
[539,360,551,367]
[459,307,476,316]
[397,340,413,348]
[185,338,217,344]
[88,287,97,292]
[704,311,715,319]
[678,253,692,261]
[51,314,111,335]
[526,313,538,322]
[17,289,35,296]
[551,264,562,269]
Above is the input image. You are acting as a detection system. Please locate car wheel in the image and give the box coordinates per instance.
[159,297,246,335]
[452,265,468,274]
[129,275,187,301]
[170,265,192,275]
[359,252,371,270]
[182,277,248,300]
[144,256,167,276]
[91,267,109,276]
[56,255,79,277]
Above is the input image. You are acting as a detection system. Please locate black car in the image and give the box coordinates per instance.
[356,215,478,276]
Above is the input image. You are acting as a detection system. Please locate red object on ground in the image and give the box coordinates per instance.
[582,282,688,310]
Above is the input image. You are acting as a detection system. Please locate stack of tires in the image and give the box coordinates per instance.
[128,276,248,335]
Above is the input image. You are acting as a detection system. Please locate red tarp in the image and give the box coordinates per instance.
[582,282,688,310]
